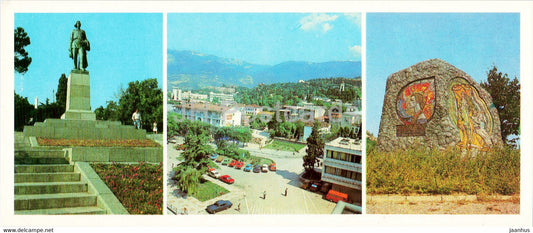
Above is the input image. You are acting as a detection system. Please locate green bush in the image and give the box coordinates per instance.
[366,147,520,195]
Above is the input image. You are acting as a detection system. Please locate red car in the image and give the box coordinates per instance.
[228,160,238,167]
[269,163,276,171]
[219,175,235,184]
[235,162,244,169]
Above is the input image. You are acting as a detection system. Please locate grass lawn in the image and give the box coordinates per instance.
[264,140,305,152]
[192,180,230,202]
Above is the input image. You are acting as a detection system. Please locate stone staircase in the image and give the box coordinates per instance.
[14,136,106,215]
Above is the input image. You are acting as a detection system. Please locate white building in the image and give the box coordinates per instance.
[209,92,234,102]
[322,137,362,205]
[171,88,208,102]
[173,103,241,127]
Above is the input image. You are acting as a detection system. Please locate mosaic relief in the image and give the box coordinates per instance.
[397,78,436,125]
[448,78,493,151]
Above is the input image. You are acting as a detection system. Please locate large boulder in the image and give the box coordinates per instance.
[377,59,503,152]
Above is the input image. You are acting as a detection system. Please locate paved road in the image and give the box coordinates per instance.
[166,140,335,215]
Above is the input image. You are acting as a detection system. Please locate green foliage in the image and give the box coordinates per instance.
[55,73,67,114]
[366,137,377,154]
[234,77,361,107]
[480,66,520,147]
[173,121,214,195]
[263,140,305,152]
[95,101,120,121]
[14,27,32,74]
[214,126,252,146]
[32,98,63,122]
[250,117,267,130]
[91,162,163,214]
[215,143,251,161]
[14,92,34,131]
[366,147,520,195]
[96,78,163,132]
[304,122,324,171]
[268,118,305,140]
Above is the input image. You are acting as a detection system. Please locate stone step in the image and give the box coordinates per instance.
[15,206,106,215]
[15,149,65,158]
[14,193,98,211]
[15,164,74,173]
[15,172,80,183]
[14,156,70,165]
[15,182,88,195]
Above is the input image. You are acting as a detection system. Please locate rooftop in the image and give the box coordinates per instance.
[326,137,362,151]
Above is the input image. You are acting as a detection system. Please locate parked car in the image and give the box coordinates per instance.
[215,156,225,163]
[221,158,231,165]
[253,165,261,173]
[325,190,349,203]
[243,164,253,172]
[269,163,276,171]
[261,164,268,173]
[210,154,218,160]
[309,182,322,192]
[205,200,233,214]
[208,169,221,179]
[219,175,235,184]
[235,162,244,169]
[228,160,238,167]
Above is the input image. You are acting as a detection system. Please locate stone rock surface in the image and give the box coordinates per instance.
[377,59,503,152]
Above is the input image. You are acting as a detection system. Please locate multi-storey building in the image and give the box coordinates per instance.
[322,137,362,205]
[173,103,241,127]
[209,92,234,102]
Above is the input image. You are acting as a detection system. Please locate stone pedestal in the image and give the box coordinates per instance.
[61,71,96,120]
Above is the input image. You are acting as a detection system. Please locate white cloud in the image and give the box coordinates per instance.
[350,45,362,58]
[322,23,333,32]
[299,13,338,32]
[344,13,362,27]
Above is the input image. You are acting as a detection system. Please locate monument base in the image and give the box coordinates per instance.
[61,110,96,120]
[23,119,146,140]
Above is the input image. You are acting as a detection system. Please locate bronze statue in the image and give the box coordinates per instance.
[69,21,90,71]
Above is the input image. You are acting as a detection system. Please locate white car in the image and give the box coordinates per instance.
[261,164,268,173]
[208,169,221,178]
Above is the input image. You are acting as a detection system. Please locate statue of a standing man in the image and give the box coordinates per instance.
[69,21,90,71]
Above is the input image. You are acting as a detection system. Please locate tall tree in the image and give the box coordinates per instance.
[480,66,520,146]
[14,27,32,74]
[303,122,324,172]
[173,121,214,194]
[56,73,68,113]
[116,78,163,132]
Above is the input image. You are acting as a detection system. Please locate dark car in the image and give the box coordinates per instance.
[309,182,322,192]
[253,165,261,173]
[205,200,233,214]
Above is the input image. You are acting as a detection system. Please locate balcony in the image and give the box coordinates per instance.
[323,158,361,173]
[322,173,361,190]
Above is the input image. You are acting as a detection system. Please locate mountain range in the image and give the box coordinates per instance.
[167,50,361,90]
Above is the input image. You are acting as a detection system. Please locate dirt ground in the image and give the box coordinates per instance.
[366,194,520,214]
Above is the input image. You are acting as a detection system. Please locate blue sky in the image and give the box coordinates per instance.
[167,13,362,65]
[15,13,163,110]
[366,13,520,135]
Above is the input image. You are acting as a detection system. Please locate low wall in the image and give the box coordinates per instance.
[66,147,163,163]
